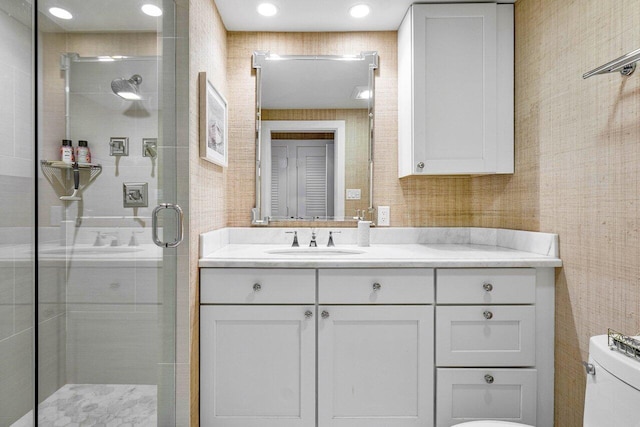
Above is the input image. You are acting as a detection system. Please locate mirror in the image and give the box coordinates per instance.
[253,51,378,224]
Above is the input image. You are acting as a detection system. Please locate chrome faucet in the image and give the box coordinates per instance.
[94,232,120,247]
[309,230,318,247]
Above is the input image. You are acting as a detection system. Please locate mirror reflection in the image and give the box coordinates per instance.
[253,52,378,223]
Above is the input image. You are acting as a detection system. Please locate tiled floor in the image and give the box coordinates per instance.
[11,384,157,427]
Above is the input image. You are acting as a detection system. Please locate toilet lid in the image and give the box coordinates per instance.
[454,421,532,427]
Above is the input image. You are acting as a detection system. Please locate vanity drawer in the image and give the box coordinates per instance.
[318,268,434,304]
[436,368,537,427]
[436,305,535,366]
[200,268,315,304]
[436,268,536,304]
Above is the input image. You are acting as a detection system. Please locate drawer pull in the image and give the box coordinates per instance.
[304,310,313,319]
[484,374,494,384]
[321,310,330,319]
[372,282,382,291]
[483,310,493,320]
[253,283,262,292]
[483,282,493,292]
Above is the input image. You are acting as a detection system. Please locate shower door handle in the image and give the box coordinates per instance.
[152,203,184,248]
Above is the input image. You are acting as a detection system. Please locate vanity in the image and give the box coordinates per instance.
[199,228,561,427]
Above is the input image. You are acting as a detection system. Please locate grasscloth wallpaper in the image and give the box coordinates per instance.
[226,31,475,227]
[475,0,640,425]
[188,0,227,424]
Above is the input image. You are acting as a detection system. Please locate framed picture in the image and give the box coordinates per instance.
[199,72,228,167]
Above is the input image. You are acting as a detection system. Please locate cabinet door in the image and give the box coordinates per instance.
[201,305,316,427]
[412,3,497,174]
[318,305,434,427]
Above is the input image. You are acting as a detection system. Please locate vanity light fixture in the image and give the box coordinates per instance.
[349,4,370,18]
[141,4,163,17]
[257,3,278,17]
[49,7,72,20]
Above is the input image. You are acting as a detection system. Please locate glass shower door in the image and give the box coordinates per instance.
[31,0,181,425]
[0,0,36,425]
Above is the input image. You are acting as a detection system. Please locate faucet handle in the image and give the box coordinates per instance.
[129,231,144,247]
[94,231,105,247]
[285,231,299,247]
[327,231,342,247]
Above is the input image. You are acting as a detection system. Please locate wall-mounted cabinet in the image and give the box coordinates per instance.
[398,3,514,176]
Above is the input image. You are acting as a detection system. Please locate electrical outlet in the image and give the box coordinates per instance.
[346,189,361,200]
[378,206,390,226]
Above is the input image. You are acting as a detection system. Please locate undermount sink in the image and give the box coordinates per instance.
[39,246,145,255]
[265,248,365,256]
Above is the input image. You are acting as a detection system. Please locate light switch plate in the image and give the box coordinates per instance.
[346,189,361,200]
[123,182,148,208]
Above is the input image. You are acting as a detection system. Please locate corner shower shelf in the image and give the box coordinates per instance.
[40,160,102,198]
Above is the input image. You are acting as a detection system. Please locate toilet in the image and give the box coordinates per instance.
[454,334,640,427]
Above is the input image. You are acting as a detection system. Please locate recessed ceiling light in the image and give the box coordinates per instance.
[349,4,370,18]
[49,7,73,20]
[141,4,163,17]
[257,3,278,17]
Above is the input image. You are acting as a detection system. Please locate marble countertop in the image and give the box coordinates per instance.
[199,228,562,268]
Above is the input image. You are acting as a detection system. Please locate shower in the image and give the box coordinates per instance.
[111,74,143,100]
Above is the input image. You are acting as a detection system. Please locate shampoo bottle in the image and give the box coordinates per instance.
[76,140,91,164]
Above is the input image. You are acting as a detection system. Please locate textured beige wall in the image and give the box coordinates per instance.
[474,0,640,425]
[188,0,227,424]
[227,31,473,227]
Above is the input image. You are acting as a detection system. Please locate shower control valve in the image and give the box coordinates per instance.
[110,137,129,156]
[123,183,148,208]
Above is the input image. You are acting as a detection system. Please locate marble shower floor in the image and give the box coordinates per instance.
[11,384,157,427]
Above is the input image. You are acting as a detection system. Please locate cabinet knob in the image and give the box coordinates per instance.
[304,310,313,319]
[253,283,261,292]
[417,162,425,169]
[484,374,494,384]
[483,282,493,292]
[483,310,493,320]
[321,310,330,319]
[372,282,382,291]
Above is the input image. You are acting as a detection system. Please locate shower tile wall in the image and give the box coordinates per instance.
[0,1,35,425]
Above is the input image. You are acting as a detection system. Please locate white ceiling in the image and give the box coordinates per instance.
[214,0,514,32]
[36,0,515,33]
[39,0,162,32]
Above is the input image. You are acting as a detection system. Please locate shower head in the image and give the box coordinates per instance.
[111,74,143,100]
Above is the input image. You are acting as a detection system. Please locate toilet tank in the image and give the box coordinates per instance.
[583,334,640,426]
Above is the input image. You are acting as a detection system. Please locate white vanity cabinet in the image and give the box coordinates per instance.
[201,267,435,427]
[317,269,435,426]
[398,3,514,176]
[200,266,554,427]
[434,268,550,427]
[200,269,317,427]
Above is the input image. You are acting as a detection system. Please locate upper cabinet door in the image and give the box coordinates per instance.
[398,4,514,176]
